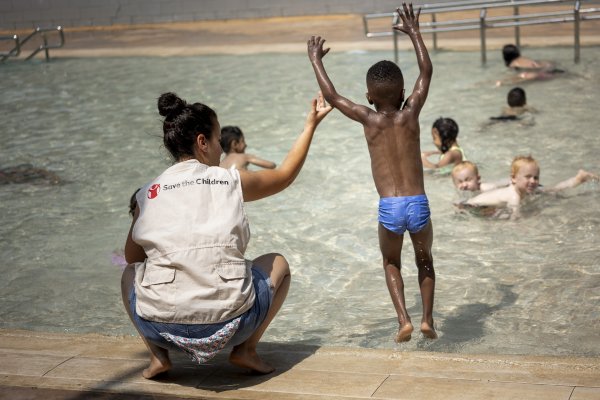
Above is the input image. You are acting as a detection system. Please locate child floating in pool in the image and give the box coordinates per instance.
[489,87,537,125]
[220,126,276,170]
[308,3,437,342]
[451,161,509,193]
[496,44,564,86]
[459,155,598,219]
[421,117,466,174]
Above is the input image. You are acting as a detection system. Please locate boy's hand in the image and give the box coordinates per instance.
[307,36,330,63]
[393,2,421,36]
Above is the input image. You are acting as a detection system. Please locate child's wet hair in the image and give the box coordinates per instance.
[158,92,217,160]
[220,126,244,153]
[502,44,521,66]
[511,155,538,177]
[366,60,404,88]
[452,161,478,177]
[507,87,526,107]
[432,117,459,153]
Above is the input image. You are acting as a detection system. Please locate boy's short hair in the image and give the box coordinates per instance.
[220,126,244,153]
[366,60,404,89]
[511,155,538,177]
[502,44,520,66]
[507,87,526,107]
[432,117,459,153]
[452,160,478,177]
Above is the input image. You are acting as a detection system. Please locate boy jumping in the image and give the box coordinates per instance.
[307,3,436,342]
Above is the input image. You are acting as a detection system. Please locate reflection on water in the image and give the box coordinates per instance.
[0,47,598,356]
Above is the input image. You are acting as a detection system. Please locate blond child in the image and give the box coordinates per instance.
[464,155,598,219]
[451,161,509,192]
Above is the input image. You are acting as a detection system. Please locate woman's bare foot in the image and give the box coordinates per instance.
[420,321,438,339]
[229,344,274,374]
[142,352,172,379]
[394,322,414,343]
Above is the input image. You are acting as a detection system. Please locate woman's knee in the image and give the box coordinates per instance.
[254,253,290,284]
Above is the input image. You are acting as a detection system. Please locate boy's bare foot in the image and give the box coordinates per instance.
[229,344,275,374]
[420,321,438,339]
[142,353,172,379]
[394,322,414,343]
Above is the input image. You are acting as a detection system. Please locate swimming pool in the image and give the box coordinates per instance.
[0,46,598,357]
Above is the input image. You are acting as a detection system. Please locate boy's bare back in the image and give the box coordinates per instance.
[307,3,431,197]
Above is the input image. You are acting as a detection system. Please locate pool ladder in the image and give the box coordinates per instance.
[0,26,65,63]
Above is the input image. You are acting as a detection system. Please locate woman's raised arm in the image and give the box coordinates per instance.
[239,92,332,202]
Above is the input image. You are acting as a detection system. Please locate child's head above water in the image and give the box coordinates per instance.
[432,117,459,153]
[507,87,526,107]
[365,60,404,108]
[220,126,246,154]
[451,161,481,191]
[511,155,540,194]
[502,44,520,66]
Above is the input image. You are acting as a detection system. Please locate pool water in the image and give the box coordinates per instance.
[0,46,598,356]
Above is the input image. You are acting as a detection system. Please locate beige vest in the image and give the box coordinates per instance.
[132,160,254,324]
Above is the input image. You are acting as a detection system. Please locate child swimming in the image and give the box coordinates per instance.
[496,44,564,86]
[461,155,598,219]
[451,161,509,192]
[489,87,537,125]
[220,126,276,170]
[421,117,466,174]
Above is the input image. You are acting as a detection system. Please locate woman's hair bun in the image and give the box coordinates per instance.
[158,92,186,118]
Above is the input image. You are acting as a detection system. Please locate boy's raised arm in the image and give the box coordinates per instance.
[307,36,371,124]
[393,3,432,114]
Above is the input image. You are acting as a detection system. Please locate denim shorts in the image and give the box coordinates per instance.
[129,266,273,352]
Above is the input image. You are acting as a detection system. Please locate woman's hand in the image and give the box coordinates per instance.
[239,92,332,202]
[305,91,333,128]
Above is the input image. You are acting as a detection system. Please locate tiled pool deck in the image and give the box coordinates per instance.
[1,329,599,399]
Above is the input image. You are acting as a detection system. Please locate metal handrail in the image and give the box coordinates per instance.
[363,0,599,64]
[0,34,20,62]
[0,26,64,63]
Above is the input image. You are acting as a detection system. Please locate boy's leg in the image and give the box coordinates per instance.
[378,223,414,342]
[229,253,291,374]
[120,265,172,379]
[408,220,437,339]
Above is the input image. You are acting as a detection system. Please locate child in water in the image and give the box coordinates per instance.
[496,44,563,86]
[220,126,276,170]
[489,87,537,125]
[461,155,598,219]
[451,161,509,193]
[421,117,466,174]
[308,3,437,342]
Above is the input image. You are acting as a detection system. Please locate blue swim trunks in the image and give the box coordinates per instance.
[378,194,431,235]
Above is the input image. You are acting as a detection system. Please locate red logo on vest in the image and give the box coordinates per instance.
[147,184,160,199]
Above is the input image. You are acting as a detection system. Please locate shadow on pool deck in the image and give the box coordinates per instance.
[1,329,599,399]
